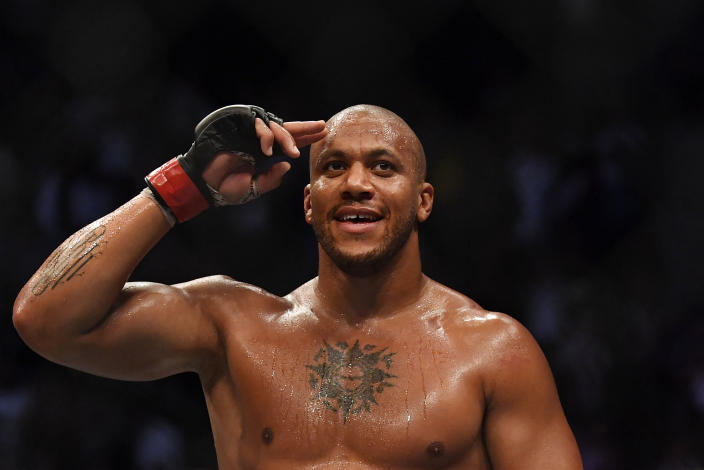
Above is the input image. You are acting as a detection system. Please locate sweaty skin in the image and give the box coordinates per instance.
[13,106,583,469]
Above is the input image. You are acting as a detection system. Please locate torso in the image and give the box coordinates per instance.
[200,278,499,469]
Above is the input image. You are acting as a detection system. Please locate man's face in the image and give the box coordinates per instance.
[304,113,431,275]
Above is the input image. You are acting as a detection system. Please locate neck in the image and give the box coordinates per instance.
[314,232,427,324]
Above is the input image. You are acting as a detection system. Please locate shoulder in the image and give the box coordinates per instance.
[427,280,549,391]
[427,279,535,346]
[174,274,293,317]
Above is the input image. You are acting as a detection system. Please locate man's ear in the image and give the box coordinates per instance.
[416,182,434,223]
[304,184,313,225]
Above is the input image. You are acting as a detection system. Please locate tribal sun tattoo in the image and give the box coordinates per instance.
[306,340,397,423]
[31,225,106,296]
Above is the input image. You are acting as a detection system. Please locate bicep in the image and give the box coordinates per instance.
[59,280,221,381]
[483,319,583,469]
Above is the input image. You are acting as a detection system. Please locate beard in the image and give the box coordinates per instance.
[312,204,418,277]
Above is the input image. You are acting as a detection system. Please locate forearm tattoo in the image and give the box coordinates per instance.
[306,340,397,423]
[31,225,107,296]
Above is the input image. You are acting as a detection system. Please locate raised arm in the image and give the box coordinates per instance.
[13,194,212,380]
[483,314,583,469]
[13,105,327,381]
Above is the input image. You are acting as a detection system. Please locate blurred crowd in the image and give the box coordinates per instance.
[1,0,703,468]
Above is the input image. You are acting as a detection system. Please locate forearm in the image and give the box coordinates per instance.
[13,191,172,348]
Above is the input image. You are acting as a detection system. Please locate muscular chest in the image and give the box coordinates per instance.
[222,321,486,467]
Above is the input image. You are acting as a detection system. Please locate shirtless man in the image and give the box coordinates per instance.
[13,104,583,469]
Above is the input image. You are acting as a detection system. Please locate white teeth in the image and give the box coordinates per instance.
[340,214,375,222]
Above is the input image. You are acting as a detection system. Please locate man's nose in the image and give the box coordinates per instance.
[342,162,374,200]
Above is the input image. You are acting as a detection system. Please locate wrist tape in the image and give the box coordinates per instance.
[140,188,176,227]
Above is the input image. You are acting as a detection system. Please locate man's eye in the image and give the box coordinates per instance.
[373,161,394,172]
[326,161,345,171]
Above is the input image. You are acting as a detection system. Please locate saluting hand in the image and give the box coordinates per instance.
[201,119,327,204]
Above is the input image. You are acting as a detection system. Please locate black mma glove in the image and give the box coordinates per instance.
[145,105,284,223]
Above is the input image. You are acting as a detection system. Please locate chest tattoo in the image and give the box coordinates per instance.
[306,340,397,423]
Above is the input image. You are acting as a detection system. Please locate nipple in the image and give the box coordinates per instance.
[262,427,274,445]
[426,441,444,458]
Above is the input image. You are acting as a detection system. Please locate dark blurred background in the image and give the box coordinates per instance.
[2,0,703,468]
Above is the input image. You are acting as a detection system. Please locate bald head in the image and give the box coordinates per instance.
[309,105,427,182]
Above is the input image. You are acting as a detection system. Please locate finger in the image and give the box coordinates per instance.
[255,161,292,194]
[270,121,300,158]
[292,129,329,148]
[283,120,327,136]
[255,117,274,156]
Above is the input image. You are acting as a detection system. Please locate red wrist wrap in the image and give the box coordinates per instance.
[146,157,209,223]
